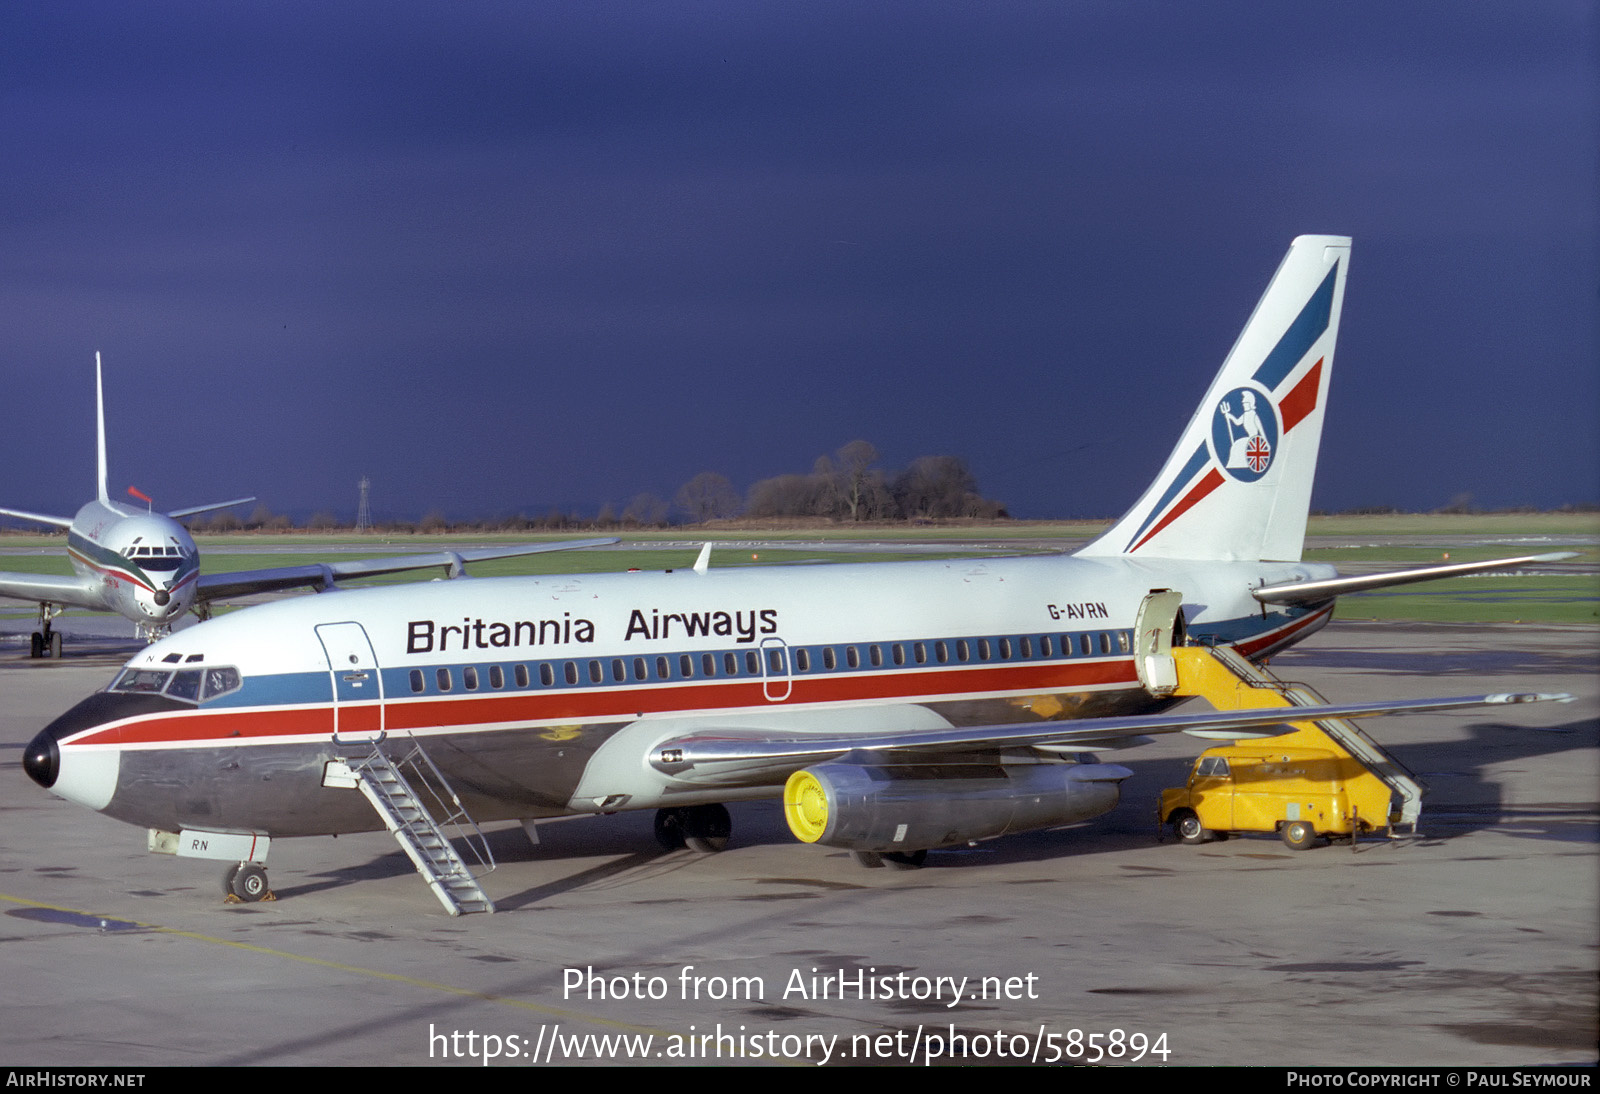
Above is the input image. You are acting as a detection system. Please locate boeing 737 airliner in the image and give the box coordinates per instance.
[24,237,1570,906]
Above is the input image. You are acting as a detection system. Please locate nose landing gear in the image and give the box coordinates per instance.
[223,862,275,903]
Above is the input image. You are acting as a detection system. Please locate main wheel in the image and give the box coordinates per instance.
[881,850,927,870]
[653,809,687,851]
[47,631,62,659]
[1281,820,1319,850]
[29,632,43,659]
[221,862,241,896]
[230,864,271,902]
[682,803,731,853]
[1173,809,1213,845]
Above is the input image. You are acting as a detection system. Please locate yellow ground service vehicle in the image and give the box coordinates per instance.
[1156,646,1423,849]
[1160,741,1394,849]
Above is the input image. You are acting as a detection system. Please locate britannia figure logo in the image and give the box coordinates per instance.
[1210,387,1278,482]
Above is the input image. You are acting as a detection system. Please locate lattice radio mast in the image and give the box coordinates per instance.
[356,476,372,533]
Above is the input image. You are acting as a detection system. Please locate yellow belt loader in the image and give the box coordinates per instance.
[1157,645,1424,849]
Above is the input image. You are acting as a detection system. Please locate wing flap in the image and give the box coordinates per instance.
[649,692,1569,786]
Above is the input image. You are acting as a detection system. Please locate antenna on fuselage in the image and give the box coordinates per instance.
[95,352,110,505]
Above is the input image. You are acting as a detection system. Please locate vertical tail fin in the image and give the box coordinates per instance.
[1078,235,1350,563]
[95,352,110,505]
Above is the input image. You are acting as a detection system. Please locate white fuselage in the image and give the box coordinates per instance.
[29,550,1335,836]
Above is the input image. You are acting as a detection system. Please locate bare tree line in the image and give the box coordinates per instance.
[173,441,1007,533]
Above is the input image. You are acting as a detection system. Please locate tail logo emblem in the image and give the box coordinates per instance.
[1212,387,1279,482]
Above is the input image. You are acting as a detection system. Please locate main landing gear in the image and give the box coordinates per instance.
[223,862,275,903]
[849,850,928,870]
[654,804,732,854]
[29,606,62,659]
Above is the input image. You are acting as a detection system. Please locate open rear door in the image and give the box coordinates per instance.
[1134,589,1185,697]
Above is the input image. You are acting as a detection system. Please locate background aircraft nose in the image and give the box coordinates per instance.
[24,730,58,788]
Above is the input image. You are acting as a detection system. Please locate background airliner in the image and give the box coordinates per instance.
[0,355,613,656]
[24,238,1571,908]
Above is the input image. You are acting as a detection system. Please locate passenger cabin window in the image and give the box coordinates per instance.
[410,669,425,693]
[463,666,479,690]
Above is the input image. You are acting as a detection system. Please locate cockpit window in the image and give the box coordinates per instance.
[110,664,243,703]
[202,667,242,701]
[166,670,202,702]
[111,669,170,694]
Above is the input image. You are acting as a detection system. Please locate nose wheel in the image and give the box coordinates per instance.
[223,862,275,903]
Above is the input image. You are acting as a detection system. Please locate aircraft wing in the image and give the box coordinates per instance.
[0,507,74,530]
[194,537,620,603]
[649,691,1570,787]
[0,572,106,611]
[1253,552,1578,605]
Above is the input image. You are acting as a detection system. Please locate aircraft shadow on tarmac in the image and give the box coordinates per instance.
[230,709,1600,911]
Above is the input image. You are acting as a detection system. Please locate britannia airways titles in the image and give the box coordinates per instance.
[406,606,780,654]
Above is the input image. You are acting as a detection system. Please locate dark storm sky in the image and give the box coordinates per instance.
[2,2,1595,522]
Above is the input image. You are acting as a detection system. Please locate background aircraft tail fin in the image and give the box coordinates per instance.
[1078,235,1350,563]
[95,352,110,506]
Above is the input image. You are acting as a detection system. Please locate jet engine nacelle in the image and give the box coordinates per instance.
[781,760,1133,852]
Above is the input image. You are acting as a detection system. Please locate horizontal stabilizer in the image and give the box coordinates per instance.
[196,538,618,602]
[650,691,1571,786]
[168,497,256,520]
[1253,552,1578,604]
[0,506,74,530]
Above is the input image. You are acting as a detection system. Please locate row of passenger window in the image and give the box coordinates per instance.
[406,629,1135,696]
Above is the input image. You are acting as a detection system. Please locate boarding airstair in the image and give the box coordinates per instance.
[349,738,497,915]
[1172,645,1426,834]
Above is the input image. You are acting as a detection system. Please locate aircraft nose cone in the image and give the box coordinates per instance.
[23,729,58,788]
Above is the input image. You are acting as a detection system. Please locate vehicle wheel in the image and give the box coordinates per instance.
[850,851,884,869]
[1173,809,1212,845]
[882,850,927,870]
[29,632,43,659]
[230,864,271,902]
[221,862,241,896]
[682,803,731,853]
[1281,820,1319,850]
[47,631,62,659]
[653,809,686,851]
